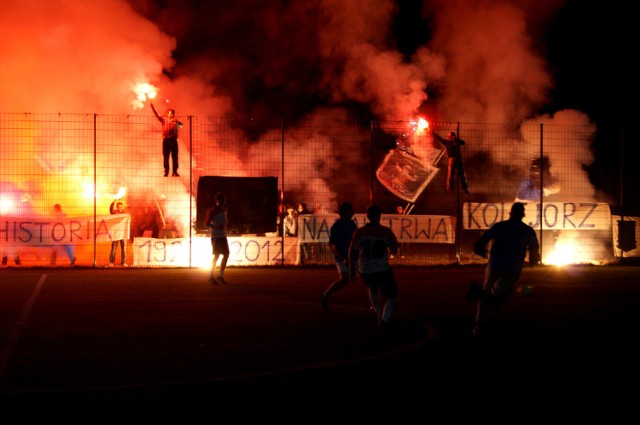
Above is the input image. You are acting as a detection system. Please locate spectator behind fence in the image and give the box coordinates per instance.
[1,217,21,266]
[108,201,128,267]
[297,202,313,262]
[51,204,76,267]
[297,202,310,215]
[283,205,298,237]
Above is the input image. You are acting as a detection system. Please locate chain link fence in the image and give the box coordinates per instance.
[0,112,629,267]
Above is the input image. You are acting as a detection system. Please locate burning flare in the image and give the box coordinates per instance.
[131,82,158,110]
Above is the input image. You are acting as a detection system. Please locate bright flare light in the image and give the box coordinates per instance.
[82,182,95,200]
[544,241,576,266]
[543,235,597,266]
[0,197,14,214]
[409,117,430,135]
[194,237,214,269]
[113,187,127,199]
[131,82,159,110]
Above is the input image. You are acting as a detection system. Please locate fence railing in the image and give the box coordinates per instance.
[0,113,632,267]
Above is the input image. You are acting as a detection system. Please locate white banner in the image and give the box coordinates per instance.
[298,213,454,244]
[0,214,130,246]
[463,202,611,230]
[132,236,300,267]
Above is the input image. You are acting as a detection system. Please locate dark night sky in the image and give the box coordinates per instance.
[543,2,639,210]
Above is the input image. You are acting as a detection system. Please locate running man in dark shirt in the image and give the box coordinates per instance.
[467,202,540,336]
[321,202,358,311]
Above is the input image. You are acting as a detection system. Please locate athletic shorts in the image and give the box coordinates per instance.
[211,237,230,256]
[335,260,349,274]
[359,268,398,299]
[483,270,519,308]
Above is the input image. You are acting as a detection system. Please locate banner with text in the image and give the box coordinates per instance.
[298,213,454,244]
[463,202,611,230]
[0,214,130,246]
[132,236,299,267]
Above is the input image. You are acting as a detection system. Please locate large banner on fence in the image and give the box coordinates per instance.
[132,236,299,267]
[463,202,611,230]
[131,212,456,267]
[0,214,130,246]
[298,213,454,244]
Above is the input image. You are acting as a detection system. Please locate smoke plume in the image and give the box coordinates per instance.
[0,0,599,228]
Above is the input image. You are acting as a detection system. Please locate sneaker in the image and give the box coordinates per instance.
[463,188,470,195]
[121,263,128,267]
[465,281,483,302]
[209,276,218,284]
[472,326,481,337]
[164,171,169,177]
[172,172,180,177]
[320,294,329,312]
[108,262,115,267]
[217,275,226,284]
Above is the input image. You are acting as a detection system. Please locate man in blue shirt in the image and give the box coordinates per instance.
[321,202,357,311]
[467,202,540,336]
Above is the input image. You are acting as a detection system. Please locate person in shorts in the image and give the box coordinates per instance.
[467,202,540,336]
[321,202,357,311]
[205,192,230,283]
[349,205,399,328]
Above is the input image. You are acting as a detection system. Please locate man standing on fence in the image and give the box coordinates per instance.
[433,131,470,194]
[150,101,183,177]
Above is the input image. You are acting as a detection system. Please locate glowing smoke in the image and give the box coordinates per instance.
[0,0,598,223]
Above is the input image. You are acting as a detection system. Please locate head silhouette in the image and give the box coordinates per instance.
[366,205,382,224]
[338,202,354,219]
[510,202,525,219]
